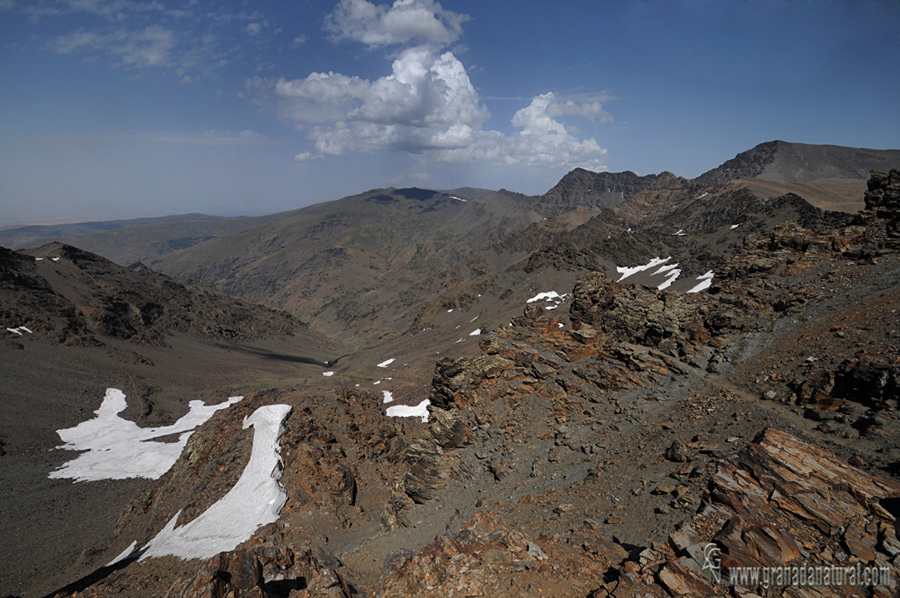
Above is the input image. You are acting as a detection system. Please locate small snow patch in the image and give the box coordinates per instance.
[686,271,715,293]
[377,358,395,368]
[35,257,43,261]
[322,371,335,377]
[469,328,481,336]
[386,399,431,423]
[7,326,32,335]
[616,257,670,282]
[527,291,564,303]
[382,390,394,404]
[673,229,687,236]
[730,224,741,230]
[657,268,682,290]
[51,257,60,261]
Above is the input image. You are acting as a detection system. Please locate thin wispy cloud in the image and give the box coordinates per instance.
[53,25,175,67]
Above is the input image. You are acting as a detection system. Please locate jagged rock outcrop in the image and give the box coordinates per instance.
[608,429,900,598]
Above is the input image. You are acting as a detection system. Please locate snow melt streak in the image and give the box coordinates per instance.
[139,404,292,561]
[50,389,243,482]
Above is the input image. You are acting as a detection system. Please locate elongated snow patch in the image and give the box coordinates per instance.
[50,389,243,482]
[386,399,430,423]
[686,271,714,293]
[139,404,292,561]
[377,358,395,368]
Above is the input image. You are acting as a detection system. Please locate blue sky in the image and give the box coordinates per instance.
[1,0,898,226]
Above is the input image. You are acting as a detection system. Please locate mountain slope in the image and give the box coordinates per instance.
[0,242,345,597]
[150,187,545,345]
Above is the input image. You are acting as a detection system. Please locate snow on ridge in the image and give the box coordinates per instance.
[50,389,243,482]
[686,271,715,293]
[616,257,670,282]
[377,358,395,368]
[139,404,292,561]
[386,399,431,423]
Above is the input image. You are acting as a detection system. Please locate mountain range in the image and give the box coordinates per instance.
[1,141,899,598]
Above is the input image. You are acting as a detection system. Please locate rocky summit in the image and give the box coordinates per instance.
[2,148,900,598]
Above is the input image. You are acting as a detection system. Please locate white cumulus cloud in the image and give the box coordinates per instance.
[260,0,609,172]
[325,0,468,48]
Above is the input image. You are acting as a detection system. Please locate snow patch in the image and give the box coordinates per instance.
[139,404,291,561]
[35,257,43,261]
[7,326,32,335]
[695,192,708,200]
[686,271,715,293]
[657,268,682,290]
[377,358,395,368]
[469,328,481,336]
[730,224,741,230]
[526,291,568,310]
[449,195,467,202]
[673,229,687,236]
[322,371,335,377]
[382,390,393,404]
[50,389,243,482]
[527,291,564,303]
[616,257,670,282]
[386,399,430,423]
[51,257,60,261]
